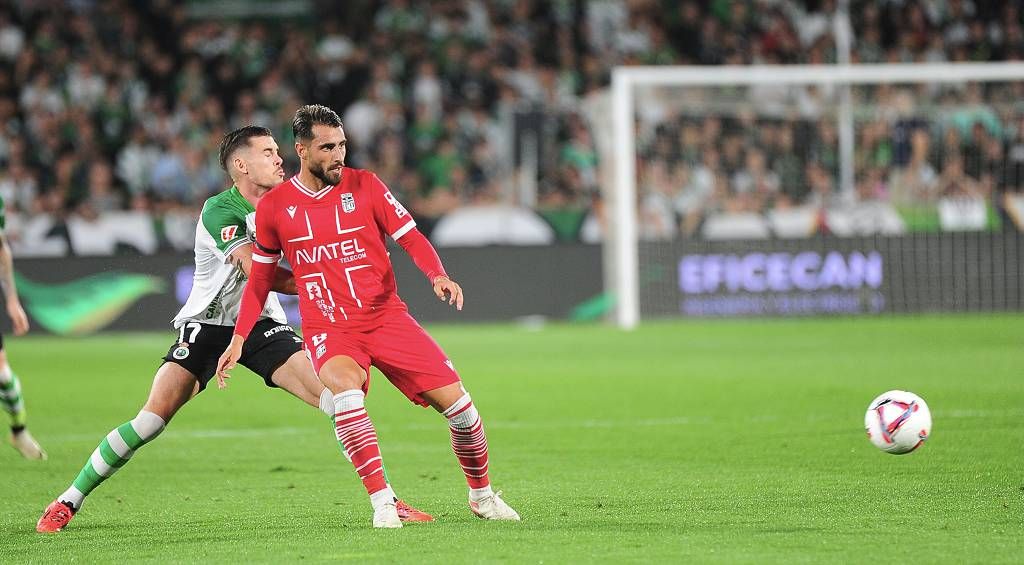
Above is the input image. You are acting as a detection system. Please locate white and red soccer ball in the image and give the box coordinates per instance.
[864,390,932,454]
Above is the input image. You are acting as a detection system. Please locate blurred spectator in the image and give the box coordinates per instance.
[66,61,105,111]
[804,161,842,209]
[117,126,161,195]
[412,60,443,121]
[150,138,190,203]
[20,70,63,114]
[732,148,780,208]
[1004,117,1024,192]
[773,125,804,200]
[936,155,984,199]
[560,119,599,190]
[52,153,86,209]
[678,148,719,231]
[0,158,37,213]
[890,129,939,206]
[638,160,679,241]
[419,136,463,191]
[82,162,124,213]
[0,10,24,62]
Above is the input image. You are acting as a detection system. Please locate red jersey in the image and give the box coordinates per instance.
[235,168,447,338]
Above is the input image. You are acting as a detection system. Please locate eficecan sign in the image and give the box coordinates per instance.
[678,251,885,316]
[679,251,883,294]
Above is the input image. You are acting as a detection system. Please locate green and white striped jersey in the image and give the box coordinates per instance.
[172,186,286,329]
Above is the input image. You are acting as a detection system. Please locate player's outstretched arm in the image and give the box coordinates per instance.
[216,334,244,389]
[219,194,285,388]
[395,227,463,310]
[218,245,279,388]
[371,173,462,309]
[0,233,28,335]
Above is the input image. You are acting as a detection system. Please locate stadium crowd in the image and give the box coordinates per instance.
[0,0,1022,254]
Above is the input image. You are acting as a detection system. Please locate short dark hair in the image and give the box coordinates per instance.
[292,104,342,142]
[219,125,273,172]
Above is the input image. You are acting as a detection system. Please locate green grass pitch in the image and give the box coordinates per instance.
[1,315,1022,563]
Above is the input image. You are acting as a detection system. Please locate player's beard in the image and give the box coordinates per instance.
[310,160,343,186]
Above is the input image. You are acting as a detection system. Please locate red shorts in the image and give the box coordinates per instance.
[303,312,461,406]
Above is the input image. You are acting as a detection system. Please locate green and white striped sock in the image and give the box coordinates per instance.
[59,411,166,510]
[0,366,26,430]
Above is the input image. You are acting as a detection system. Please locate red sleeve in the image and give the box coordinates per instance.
[234,195,282,339]
[396,226,447,283]
[368,172,417,240]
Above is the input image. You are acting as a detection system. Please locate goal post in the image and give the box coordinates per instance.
[609,62,1024,328]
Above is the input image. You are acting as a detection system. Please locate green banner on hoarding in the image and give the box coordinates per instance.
[16,272,166,335]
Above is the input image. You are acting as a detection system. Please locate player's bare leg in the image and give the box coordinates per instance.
[270,352,432,523]
[0,348,45,460]
[37,364,195,533]
[141,363,202,420]
[422,382,520,521]
[318,355,401,528]
[269,351,332,411]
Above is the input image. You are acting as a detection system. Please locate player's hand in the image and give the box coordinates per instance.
[6,298,28,336]
[432,275,463,311]
[216,335,244,389]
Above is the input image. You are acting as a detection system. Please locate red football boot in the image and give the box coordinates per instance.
[395,499,434,522]
[37,500,76,533]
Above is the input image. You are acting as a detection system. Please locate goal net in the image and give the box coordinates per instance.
[608,63,1024,328]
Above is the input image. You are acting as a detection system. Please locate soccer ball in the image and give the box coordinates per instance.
[864,390,931,454]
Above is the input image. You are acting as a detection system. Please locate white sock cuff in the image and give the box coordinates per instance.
[59,486,86,510]
[442,393,472,418]
[334,389,365,413]
[318,388,334,416]
[132,410,166,440]
[444,394,478,429]
[369,485,396,510]
[469,485,494,502]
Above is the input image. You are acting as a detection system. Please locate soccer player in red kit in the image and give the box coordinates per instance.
[217,105,520,528]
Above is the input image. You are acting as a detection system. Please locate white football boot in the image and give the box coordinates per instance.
[372,501,403,528]
[469,491,520,521]
[10,429,47,460]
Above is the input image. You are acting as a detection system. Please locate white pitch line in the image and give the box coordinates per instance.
[44,409,1018,443]
[48,417,703,443]
[51,427,311,443]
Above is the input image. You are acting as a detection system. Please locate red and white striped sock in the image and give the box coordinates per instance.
[334,390,388,497]
[443,393,490,491]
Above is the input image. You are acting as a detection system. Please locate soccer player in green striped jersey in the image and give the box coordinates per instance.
[0,194,46,460]
[36,126,430,533]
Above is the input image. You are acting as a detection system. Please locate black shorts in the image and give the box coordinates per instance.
[162,319,304,392]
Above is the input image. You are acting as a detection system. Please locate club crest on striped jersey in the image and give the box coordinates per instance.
[220,226,237,242]
[341,193,356,213]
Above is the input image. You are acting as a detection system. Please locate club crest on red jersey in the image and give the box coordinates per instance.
[341,193,356,213]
